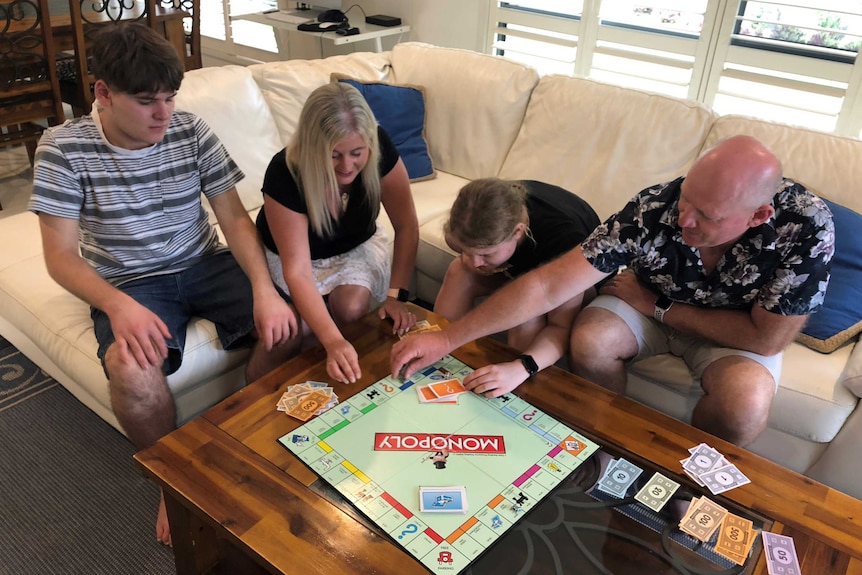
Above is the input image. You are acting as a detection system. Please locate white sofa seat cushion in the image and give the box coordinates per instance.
[390,42,539,181]
[499,75,717,220]
[176,65,284,217]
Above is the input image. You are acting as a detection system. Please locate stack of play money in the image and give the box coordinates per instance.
[276,381,339,421]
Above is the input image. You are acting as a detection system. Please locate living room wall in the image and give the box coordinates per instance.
[353,0,490,53]
[201,0,491,66]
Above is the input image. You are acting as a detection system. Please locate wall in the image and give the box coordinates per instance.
[201,0,490,65]
[347,0,489,53]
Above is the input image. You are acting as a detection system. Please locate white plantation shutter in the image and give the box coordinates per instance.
[488,0,862,136]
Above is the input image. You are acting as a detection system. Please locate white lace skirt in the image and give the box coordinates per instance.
[265,225,391,305]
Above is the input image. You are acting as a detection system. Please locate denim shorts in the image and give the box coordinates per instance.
[91,251,279,376]
[586,295,782,391]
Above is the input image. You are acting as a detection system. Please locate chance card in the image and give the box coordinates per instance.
[428,378,467,399]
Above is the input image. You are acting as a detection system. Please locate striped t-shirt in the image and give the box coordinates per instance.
[30,108,244,286]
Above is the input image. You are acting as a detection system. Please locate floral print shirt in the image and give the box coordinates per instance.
[581,177,834,315]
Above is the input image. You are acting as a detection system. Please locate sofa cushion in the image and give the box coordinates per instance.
[333,74,435,182]
[499,74,716,221]
[249,52,393,147]
[175,65,283,216]
[702,115,862,217]
[794,199,862,353]
[390,42,539,180]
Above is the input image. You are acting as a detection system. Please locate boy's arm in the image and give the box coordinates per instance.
[38,213,170,367]
[207,189,299,350]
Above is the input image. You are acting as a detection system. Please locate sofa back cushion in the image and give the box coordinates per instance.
[176,65,282,215]
[249,52,393,147]
[390,42,539,181]
[499,75,716,220]
[703,115,862,215]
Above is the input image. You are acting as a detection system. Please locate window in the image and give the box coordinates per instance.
[201,0,278,61]
[734,1,862,61]
[708,1,862,133]
[488,0,862,136]
[489,1,583,75]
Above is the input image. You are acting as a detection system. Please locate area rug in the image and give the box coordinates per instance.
[0,336,176,574]
[0,338,56,412]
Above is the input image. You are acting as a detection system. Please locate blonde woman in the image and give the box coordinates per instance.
[436,178,599,396]
[256,82,418,384]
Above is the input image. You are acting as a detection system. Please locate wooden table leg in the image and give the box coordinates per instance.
[164,492,220,575]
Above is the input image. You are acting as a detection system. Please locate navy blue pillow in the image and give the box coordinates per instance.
[796,198,862,353]
[335,76,435,182]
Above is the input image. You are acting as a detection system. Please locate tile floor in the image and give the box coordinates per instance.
[0,145,33,219]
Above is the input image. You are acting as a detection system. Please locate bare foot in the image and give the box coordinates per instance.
[156,490,172,547]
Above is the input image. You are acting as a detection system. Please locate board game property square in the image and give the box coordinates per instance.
[279,355,599,574]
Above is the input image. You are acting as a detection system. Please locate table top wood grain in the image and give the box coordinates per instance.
[135,304,862,575]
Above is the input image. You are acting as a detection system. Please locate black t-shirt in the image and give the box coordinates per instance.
[505,180,600,278]
[256,126,400,260]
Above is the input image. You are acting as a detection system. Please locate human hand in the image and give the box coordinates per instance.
[324,338,361,384]
[390,331,451,380]
[108,302,171,370]
[463,361,528,398]
[378,299,416,336]
[598,270,656,316]
[253,290,300,351]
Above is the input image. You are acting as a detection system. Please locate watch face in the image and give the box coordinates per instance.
[656,294,673,310]
[520,354,539,377]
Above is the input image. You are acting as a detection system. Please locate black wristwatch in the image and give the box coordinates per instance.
[387,288,409,302]
[519,354,539,378]
[654,294,674,323]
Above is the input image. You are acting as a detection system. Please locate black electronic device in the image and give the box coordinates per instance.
[365,14,401,27]
[298,20,348,32]
[318,9,347,23]
[336,26,360,36]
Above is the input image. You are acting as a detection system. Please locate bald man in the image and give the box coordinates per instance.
[392,135,834,446]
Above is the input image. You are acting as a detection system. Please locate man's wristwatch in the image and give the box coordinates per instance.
[519,354,539,378]
[387,288,409,302]
[654,294,674,323]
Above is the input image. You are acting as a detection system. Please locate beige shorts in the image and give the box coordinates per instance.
[587,295,781,391]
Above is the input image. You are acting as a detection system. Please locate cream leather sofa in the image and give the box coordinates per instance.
[2,42,860,499]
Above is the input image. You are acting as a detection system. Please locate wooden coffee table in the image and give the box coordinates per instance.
[135,304,862,574]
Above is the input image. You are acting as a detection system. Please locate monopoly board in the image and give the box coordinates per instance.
[279,355,600,574]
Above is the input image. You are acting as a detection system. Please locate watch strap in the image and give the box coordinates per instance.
[387,288,409,302]
[654,294,673,323]
[519,354,539,378]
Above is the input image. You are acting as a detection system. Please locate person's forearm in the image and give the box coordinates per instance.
[442,269,560,351]
[44,253,128,315]
[522,324,569,371]
[287,274,343,345]
[662,303,800,355]
[389,226,418,292]
[219,214,281,298]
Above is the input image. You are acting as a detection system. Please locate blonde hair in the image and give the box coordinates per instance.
[444,178,529,248]
[286,82,381,237]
